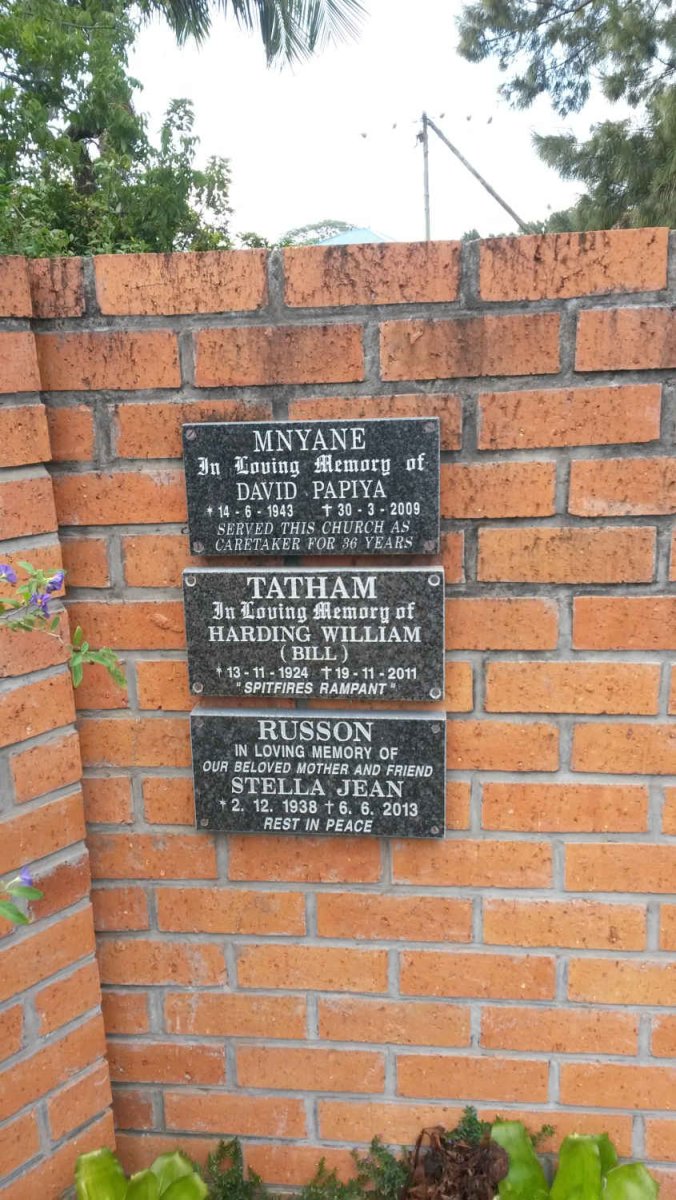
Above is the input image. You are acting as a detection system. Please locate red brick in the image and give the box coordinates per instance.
[645,1121,676,1161]
[136,661,190,710]
[484,898,646,950]
[289,394,462,449]
[0,908,95,1003]
[96,249,267,314]
[53,469,186,525]
[570,456,676,516]
[482,782,648,833]
[0,1112,40,1178]
[572,724,676,774]
[400,951,555,1000]
[116,397,272,458]
[98,938,225,986]
[89,831,216,879]
[0,332,40,392]
[0,257,31,315]
[0,403,50,467]
[0,471,57,540]
[661,907,676,950]
[663,788,676,835]
[577,307,676,371]
[68,600,184,650]
[238,1045,384,1093]
[446,598,557,649]
[48,1059,111,1141]
[398,1053,547,1102]
[285,242,460,306]
[165,992,306,1038]
[79,716,190,768]
[245,1147,354,1187]
[574,596,676,649]
[478,526,655,584]
[91,886,149,931]
[446,782,471,830]
[165,1092,306,1138]
[486,661,660,715]
[560,1061,676,1110]
[0,1007,23,1063]
[479,384,661,449]
[35,960,101,1034]
[381,313,560,381]
[228,835,381,882]
[237,945,387,993]
[109,1040,225,1085]
[157,887,305,934]
[441,461,555,518]
[36,331,180,390]
[0,542,62,584]
[319,999,470,1047]
[28,256,84,318]
[31,853,91,923]
[481,1005,637,1055]
[82,777,133,824]
[447,719,558,771]
[569,958,676,1006]
[10,730,81,805]
[143,777,193,824]
[0,1112,114,1200]
[653,1017,676,1057]
[672,530,676,581]
[0,1013,105,1122]
[101,991,149,1035]
[75,662,129,711]
[47,405,94,462]
[480,229,668,300]
[567,843,676,892]
[113,1088,154,1131]
[393,839,551,887]
[315,893,472,941]
[0,791,84,875]
[61,537,110,587]
[122,533,208,587]
[195,324,364,387]
[0,608,70,679]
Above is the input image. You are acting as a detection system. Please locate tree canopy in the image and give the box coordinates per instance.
[457,0,676,229]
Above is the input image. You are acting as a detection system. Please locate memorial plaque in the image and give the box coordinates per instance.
[182,417,440,556]
[191,709,446,838]
[183,566,445,702]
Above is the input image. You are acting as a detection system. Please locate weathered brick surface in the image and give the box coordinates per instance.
[1,237,675,1188]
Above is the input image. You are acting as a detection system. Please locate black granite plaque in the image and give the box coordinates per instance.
[183,566,445,702]
[191,709,446,838]
[182,417,440,556]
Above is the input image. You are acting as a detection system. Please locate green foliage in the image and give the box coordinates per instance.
[0,874,44,927]
[445,1105,492,1145]
[75,1149,207,1199]
[456,0,676,229]
[352,1137,409,1200]
[493,1127,658,1200]
[203,1140,268,1200]
[281,219,358,245]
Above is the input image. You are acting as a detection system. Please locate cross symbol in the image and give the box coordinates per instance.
[216,665,222,676]
[206,506,213,516]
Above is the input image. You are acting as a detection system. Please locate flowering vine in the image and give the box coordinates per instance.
[0,870,43,926]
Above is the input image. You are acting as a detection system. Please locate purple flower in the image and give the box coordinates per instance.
[19,868,33,887]
[29,592,51,616]
[0,564,17,585]
[46,571,65,594]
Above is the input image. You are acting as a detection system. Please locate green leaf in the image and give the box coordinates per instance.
[50,615,61,630]
[162,1176,208,1200]
[0,899,29,925]
[73,625,84,647]
[593,1134,618,1179]
[5,882,43,900]
[71,655,84,687]
[126,1170,160,1200]
[492,1120,549,1200]
[150,1152,196,1194]
[550,1136,602,1200]
[75,1148,127,1200]
[604,1164,658,1200]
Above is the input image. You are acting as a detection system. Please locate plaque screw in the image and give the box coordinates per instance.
[432,724,441,734]
[199,818,209,827]
[193,718,204,731]
[428,574,441,587]
[423,540,437,554]
[424,421,436,433]
[185,427,197,441]
[192,682,204,694]
[192,541,205,554]
[429,687,442,700]
[185,574,197,587]
[430,825,440,835]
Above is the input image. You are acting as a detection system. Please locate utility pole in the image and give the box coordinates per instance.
[421,113,530,234]
[421,112,431,241]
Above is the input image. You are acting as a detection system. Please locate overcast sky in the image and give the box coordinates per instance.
[131,0,610,243]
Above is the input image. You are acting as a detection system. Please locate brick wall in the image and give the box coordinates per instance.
[1,230,675,1196]
[0,259,114,1200]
